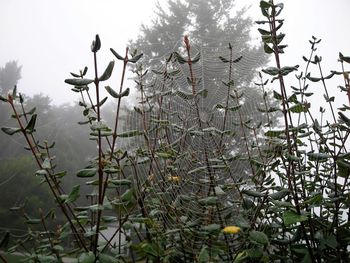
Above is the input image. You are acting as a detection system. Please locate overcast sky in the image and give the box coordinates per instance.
[0,0,349,105]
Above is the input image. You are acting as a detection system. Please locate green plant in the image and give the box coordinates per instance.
[1,1,350,262]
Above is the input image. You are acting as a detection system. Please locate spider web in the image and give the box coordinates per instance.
[117,37,272,259]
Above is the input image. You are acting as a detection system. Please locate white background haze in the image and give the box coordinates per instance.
[0,0,349,105]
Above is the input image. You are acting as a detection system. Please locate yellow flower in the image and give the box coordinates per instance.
[223,226,241,234]
[168,176,181,183]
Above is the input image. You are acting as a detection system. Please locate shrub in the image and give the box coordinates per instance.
[1,1,350,262]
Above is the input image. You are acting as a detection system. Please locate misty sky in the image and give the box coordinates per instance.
[0,0,349,105]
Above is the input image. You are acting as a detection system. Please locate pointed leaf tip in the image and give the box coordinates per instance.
[91,34,101,52]
[65,78,94,86]
[128,53,143,63]
[99,61,115,81]
[110,48,124,60]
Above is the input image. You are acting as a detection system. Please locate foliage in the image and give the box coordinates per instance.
[129,0,274,180]
[0,156,54,231]
[1,0,350,262]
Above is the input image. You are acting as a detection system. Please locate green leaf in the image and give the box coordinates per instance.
[36,169,48,176]
[242,189,265,198]
[26,107,36,115]
[199,196,218,206]
[54,171,67,178]
[304,193,323,206]
[110,48,124,60]
[121,188,134,202]
[88,204,104,211]
[90,121,110,131]
[264,43,274,54]
[258,28,270,35]
[262,67,279,76]
[117,129,142,137]
[229,105,241,112]
[175,90,194,100]
[25,114,37,133]
[168,69,180,76]
[109,179,132,186]
[0,95,8,102]
[196,88,208,98]
[233,56,243,63]
[270,189,289,200]
[306,75,321,82]
[90,130,114,137]
[188,166,207,175]
[70,72,80,78]
[247,248,263,259]
[102,216,117,223]
[156,151,174,159]
[91,34,101,53]
[198,246,209,262]
[289,103,310,113]
[339,112,350,126]
[174,52,187,64]
[83,66,88,76]
[99,61,115,81]
[104,86,118,98]
[339,52,350,64]
[152,69,164,75]
[260,0,273,9]
[223,80,235,87]
[105,86,130,99]
[78,251,95,263]
[99,253,116,263]
[280,65,299,76]
[129,53,143,63]
[265,130,285,138]
[1,127,21,135]
[77,168,97,178]
[307,152,331,162]
[273,90,283,100]
[249,230,269,245]
[42,158,52,169]
[202,224,221,233]
[97,96,108,107]
[337,160,350,178]
[215,103,225,109]
[65,185,80,204]
[234,251,249,263]
[191,52,201,63]
[288,94,298,103]
[219,56,229,63]
[12,85,17,99]
[283,210,308,226]
[65,78,94,86]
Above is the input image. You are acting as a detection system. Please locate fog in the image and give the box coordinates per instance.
[1,1,350,257]
[0,0,349,105]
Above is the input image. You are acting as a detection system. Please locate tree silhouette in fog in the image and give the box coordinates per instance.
[0,60,21,94]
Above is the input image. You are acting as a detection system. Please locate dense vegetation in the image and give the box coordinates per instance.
[1,1,350,262]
